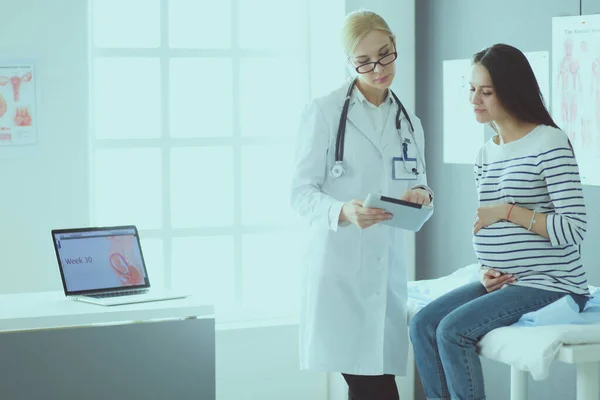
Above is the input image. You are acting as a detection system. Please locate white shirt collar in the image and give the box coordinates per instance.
[353,87,394,108]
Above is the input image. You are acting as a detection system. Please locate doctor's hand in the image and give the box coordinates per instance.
[480,268,517,293]
[340,199,392,229]
[473,204,509,234]
[400,189,431,206]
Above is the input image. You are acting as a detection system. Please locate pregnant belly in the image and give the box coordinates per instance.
[472,221,548,270]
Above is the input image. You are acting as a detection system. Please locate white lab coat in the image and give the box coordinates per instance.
[290,80,431,376]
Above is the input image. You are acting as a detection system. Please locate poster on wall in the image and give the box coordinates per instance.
[552,15,600,187]
[0,60,37,146]
[442,51,549,165]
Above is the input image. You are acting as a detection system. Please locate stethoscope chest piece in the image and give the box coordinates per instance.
[330,162,344,178]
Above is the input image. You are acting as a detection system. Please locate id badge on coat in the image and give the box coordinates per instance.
[392,157,418,181]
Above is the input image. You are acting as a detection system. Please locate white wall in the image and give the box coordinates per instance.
[0,0,90,295]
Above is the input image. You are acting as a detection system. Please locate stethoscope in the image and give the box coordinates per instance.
[330,78,426,178]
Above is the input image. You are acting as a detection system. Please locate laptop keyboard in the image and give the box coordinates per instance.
[88,289,148,299]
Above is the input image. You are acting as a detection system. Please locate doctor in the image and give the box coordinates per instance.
[290,9,433,400]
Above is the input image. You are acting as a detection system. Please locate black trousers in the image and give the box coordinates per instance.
[342,373,400,400]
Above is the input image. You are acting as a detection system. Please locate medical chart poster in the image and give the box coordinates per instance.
[552,15,600,187]
[443,52,550,165]
[0,61,37,146]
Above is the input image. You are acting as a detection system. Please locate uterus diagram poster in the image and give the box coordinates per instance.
[0,60,37,146]
[552,15,600,187]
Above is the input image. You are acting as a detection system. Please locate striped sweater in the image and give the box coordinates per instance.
[473,125,589,296]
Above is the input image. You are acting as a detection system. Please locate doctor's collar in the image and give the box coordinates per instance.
[352,85,394,107]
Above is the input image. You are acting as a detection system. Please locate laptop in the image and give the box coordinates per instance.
[52,225,188,306]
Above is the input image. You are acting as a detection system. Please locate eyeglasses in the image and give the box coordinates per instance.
[354,52,398,74]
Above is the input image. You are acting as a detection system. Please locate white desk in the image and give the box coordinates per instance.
[0,291,215,400]
[0,290,214,331]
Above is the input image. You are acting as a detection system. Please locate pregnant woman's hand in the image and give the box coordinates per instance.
[480,268,517,293]
[474,204,509,234]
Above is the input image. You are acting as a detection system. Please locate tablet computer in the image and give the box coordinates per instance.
[363,193,433,231]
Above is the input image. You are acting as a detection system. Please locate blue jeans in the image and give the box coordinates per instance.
[409,282,588,400]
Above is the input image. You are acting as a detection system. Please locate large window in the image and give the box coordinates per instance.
[89,0,344,324]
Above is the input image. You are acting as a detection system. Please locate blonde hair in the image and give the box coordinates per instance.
[341,10,393,56]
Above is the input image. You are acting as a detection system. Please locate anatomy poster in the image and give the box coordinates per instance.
[552,15,600,187]
[443,52,549,164]
[0,61,37,146]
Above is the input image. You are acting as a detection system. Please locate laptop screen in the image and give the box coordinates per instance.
[52,226,150,295]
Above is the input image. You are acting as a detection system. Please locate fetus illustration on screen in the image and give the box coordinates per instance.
[557,38,582,142]
[106,235,144,286]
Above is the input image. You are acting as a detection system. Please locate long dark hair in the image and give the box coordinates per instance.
[472,44,559,131]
